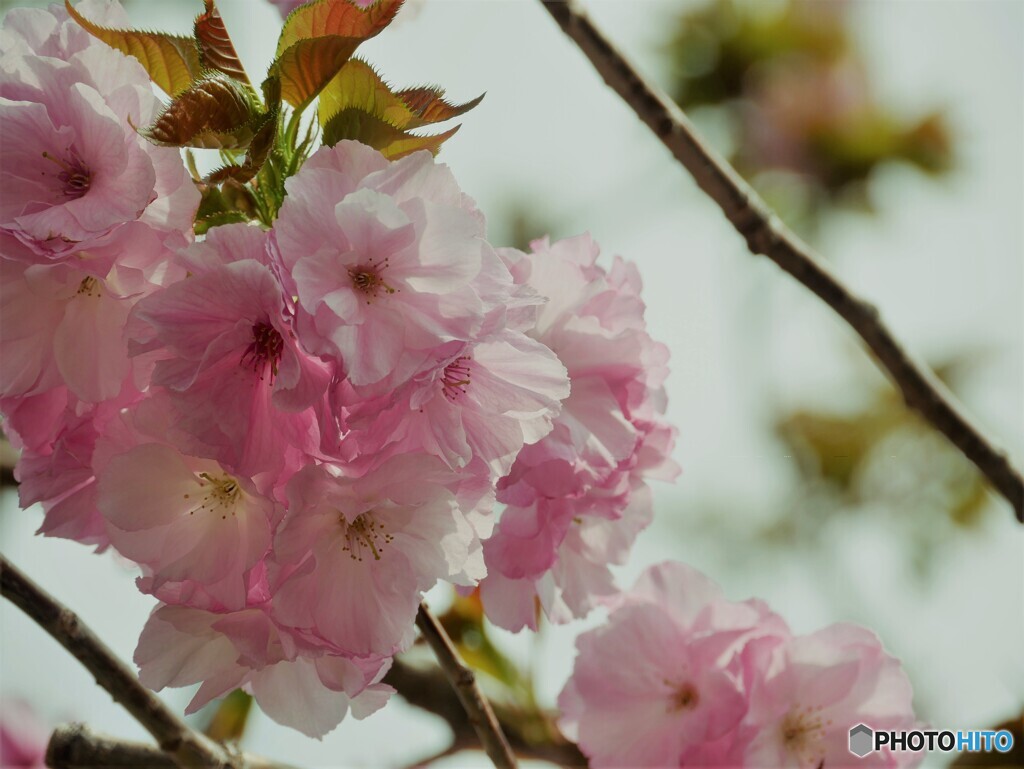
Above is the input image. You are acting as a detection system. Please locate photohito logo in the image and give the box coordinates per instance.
[848,724,1015,758]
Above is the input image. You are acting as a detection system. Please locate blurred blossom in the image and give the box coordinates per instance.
[0,700,47,768]
[664,0,952,226]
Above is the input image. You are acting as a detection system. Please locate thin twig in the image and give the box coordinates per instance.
[0,555,231,769]
[45,723,298,769]
[538,0,1023,521]
[415,602,518,769]
[385,658,586,767]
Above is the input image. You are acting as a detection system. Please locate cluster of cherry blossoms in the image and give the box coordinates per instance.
[0,0,677,738]
[559,562,922,769]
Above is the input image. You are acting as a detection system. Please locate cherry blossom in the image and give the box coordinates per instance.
[559,562,920,769]
[134,603,393,739]
[339,328,569,476]
[0,0,196,263]
[273,140,513,393]
[271,455,484,657]
[734,624,921,769]
[129,224,331,480]
[0,700,48,768]
[480,235,678,629]
[97,441,282,610]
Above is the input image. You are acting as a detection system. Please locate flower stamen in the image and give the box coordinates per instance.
[339,512,393,562]
[349,256,397,303]
[42,150,91,199]
[780,705,831,766]
[667,680,700,713]
[241,321,284,381]
[188,472,242,520]
[441,356,472,401]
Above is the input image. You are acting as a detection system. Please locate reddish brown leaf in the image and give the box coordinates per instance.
[271,0,404,108]
[65,0,203,96]
[195,0,250,85]
[396,87,484,128]
[271,36,361,109]
[275,0,403,57]
[143,76,261,149]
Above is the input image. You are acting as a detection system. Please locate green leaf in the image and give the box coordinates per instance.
[143,75,264,149]
[203,689,253,741]
[270,0,403,109]
[318,59,482,131]
[194,209,254,235]
[206,111,279,184]
[65,0,203,97]
[322,108,459,159]
[194,0,251,85]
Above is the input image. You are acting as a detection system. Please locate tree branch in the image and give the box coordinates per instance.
[385,658,586,767]
[415,602,518,769]
[538,0,1023,521]
[0,555,231,769]
[45,723,298,769]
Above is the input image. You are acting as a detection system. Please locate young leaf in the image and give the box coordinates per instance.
[194,0,251,85]
[270,36,361,110]
[206,111,279,184]
[396,86,485,129]
[65,0,203,97]
[318,60,482,130]
[275,0,403,56]
[317,60,412,128]
[143,75,264,149]
[321,108,459,159]
[270,0,403,108]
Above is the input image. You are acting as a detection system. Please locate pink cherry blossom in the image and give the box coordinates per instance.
[480,235,678,629]
[339,328,569,476]
[0,229,179,403]
[0,700,48,768]
[97,440,282,610]
[1,380,143,549]
[271,455,483,657]
[129,225,331,479]
[558,562,788,768]
[135,603,392,739]
[734,624,921,769]
[0,0,197,264]
[559,562,920,769]
[273,140,514,392]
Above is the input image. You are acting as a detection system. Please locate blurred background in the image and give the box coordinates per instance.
[1,0,1022,767]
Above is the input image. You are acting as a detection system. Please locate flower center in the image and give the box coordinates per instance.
[185,472,242,520]
[339,512,393,562]
[780,705,831,766]
[240,321,284,381]
[667,681,700,712]
[42,150,92,200]
[441,356,473,401]
[349,257,396,303]
[76,276,101,298]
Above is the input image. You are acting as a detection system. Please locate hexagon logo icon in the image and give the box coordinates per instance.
[849,724,874,758]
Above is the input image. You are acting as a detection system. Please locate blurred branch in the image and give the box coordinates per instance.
[0,556,232,769]
[538,0,1023,521]
[385,658,586,767]
[415,602,518,769]
[45,723,298,769]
